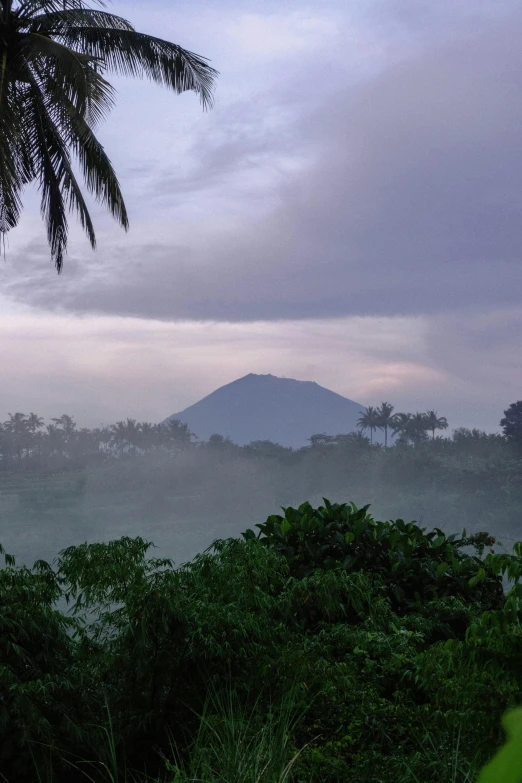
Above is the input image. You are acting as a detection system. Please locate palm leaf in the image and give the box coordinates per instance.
[31,8,135,33]
[29,37,115,126]
[63,105,128,230]
[0,84,30,234]
[23,33,95,114]
[56,27,217,108]
[23,70,98,269]
[0,0,217,267]
[17,0,106,14]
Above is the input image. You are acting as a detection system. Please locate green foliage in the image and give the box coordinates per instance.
[252,499,504,616]
[478,707,522,783]
[2,500,522,781]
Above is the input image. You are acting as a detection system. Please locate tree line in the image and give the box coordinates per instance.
[0,399,520,473]
[356,402,448,446]
[0,413,194,470]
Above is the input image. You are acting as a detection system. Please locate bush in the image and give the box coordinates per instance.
[2,501,522,781]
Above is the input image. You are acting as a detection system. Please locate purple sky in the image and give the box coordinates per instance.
[1,0,521,431]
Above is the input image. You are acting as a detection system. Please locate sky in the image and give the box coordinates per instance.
[1,0,521,431]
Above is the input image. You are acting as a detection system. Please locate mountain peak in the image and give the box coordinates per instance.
[163,374,367,448]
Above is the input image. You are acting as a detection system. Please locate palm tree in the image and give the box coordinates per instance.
[4,412,29,462]
[26,412,44,434]
[375,401,394,448]
[393,412,429,446]
[110,418,140,453]
[164,418,194,450]
[391,412,412,444]
[357,406,380,445]
[0,0,217,270]
[425,410,448,440]
[408,413,430,445]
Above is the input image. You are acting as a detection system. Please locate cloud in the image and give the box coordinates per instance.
[0,308,426,424]
[3,4,522,326]
[0,303,517,431]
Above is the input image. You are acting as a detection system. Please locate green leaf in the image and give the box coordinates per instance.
[436,562,449,577]
[345,532,355,545]
[478,707,522,783]
[280,519,292,537]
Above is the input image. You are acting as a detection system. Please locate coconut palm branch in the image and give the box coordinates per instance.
[0,0,218,270]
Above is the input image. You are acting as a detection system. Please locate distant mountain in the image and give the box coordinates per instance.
[162,373,372,448]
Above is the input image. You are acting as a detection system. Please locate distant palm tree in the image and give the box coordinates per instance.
[51,414,76,438]
[394,412,429,446]
[357,406,380,445]
[44,423,64,456]
[391,412,411,442]
[27,412,44,434]
[3,412,29,462]
[0,0,217,269]
[408,413,430,445]
[375,401,394,448]
[110,418,140,453]
[165,418,194,450]
[425,410,448,440]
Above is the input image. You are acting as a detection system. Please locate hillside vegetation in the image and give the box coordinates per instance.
[0,409,521,566]
[2,499,522,782]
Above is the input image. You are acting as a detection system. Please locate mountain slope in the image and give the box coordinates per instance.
[162,374,370,448]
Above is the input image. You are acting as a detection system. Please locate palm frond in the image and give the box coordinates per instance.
[63,106,128,230]
[1,0,217,268]
[23,70,99,269]
[29,37,115,126]
[33,68,127,229]
[31,8,135,34]
[23,33,93,112]
[56,28,218,108]
[17,0,106,14]
[0,85,31,235]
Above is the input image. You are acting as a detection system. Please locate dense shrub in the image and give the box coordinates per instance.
[2,501,522,781]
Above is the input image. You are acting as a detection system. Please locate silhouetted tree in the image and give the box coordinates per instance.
[164,418,195,450]
[376,402,395,448]
[500,401,522,449]
[391,412,412,443]
[357,406,380,445]
[392,412,429,446]
[425,410,448,440]
[309,434,336,448]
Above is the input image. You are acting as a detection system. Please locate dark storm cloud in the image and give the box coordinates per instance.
[4,5,522,322]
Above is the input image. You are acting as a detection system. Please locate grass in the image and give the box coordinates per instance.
[16,689,308,783]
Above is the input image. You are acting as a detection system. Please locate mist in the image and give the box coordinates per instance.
[1,414,519,571]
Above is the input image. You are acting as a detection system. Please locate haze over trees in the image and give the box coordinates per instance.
[0,400,520,572]
[0,0,217,269]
